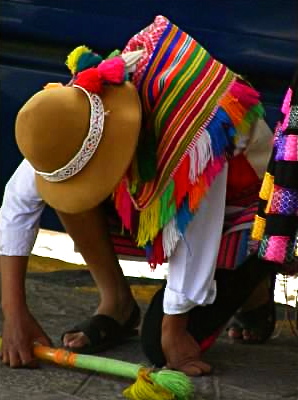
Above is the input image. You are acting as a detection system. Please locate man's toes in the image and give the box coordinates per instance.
[179,363,204,376]
[63,333,75,346]
[198,360,212,374]
[63,332,90,348]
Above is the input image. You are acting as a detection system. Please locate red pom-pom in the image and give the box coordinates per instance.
[74,56,125,94]
[75,67,103,93]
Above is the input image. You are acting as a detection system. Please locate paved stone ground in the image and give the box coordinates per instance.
[0,269,297,400]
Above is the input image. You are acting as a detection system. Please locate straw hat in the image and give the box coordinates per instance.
[15,80,141,213]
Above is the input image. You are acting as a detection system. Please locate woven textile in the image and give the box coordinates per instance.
[217,202,259,270]
[108,157,261,268]
[115,16,264,266]
[251,71,298,274]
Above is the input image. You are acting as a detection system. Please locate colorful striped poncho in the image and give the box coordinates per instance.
[251,72,298,275]
[114,15,264,266]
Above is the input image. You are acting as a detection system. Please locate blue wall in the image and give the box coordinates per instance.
[1,0,297,231]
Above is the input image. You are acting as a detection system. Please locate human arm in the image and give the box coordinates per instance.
[0,160,51,367]
[1,255,51,367]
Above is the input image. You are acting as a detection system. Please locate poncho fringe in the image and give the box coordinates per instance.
[114,16,264,266]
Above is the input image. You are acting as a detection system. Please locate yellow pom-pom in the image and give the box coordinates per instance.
[65,45,92,74]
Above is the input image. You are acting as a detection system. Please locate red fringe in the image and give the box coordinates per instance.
[149,231,165,268]
[114,180,133,231]
[173,154,191,209]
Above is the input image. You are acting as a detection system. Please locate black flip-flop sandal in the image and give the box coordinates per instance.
[61,302,140,354]
[227,272,276,344]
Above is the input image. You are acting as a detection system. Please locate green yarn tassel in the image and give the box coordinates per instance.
[123,368,195,400]
[150,370,194,400]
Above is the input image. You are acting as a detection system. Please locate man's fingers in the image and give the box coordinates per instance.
[1,345,37,368]
[19,348,38,368]
[35,334,52,347]
[8,350,23,368]
[1,350,8,365]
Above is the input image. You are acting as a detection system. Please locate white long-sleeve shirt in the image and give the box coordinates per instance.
[0,159,45,256]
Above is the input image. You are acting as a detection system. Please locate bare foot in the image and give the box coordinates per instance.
[161,313,212,376]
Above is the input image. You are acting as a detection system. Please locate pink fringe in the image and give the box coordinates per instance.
[204,156,226,187]
[229,81,260,109]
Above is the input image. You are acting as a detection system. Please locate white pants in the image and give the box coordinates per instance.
[164,163,228,314]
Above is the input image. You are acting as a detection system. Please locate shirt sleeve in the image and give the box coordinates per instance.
[0,159,46,256]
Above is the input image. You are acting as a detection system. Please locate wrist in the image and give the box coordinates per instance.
[1,255,28,316]
[2,298,28,317]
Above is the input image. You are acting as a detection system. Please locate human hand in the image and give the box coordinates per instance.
[0,307,52,368]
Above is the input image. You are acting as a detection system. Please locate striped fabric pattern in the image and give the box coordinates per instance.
[128,18,234,209]
[108,198,259,269]
[115,16,264,266]
[217,203,259,269]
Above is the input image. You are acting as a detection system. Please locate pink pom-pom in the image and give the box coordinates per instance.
[75,68,103,93]
[74,56,125,94]
[97,57,125,84]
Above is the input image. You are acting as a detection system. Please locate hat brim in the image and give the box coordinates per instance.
[36,82,141,213]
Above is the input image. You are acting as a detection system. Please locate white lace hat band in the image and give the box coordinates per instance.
[35,85,105,182]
